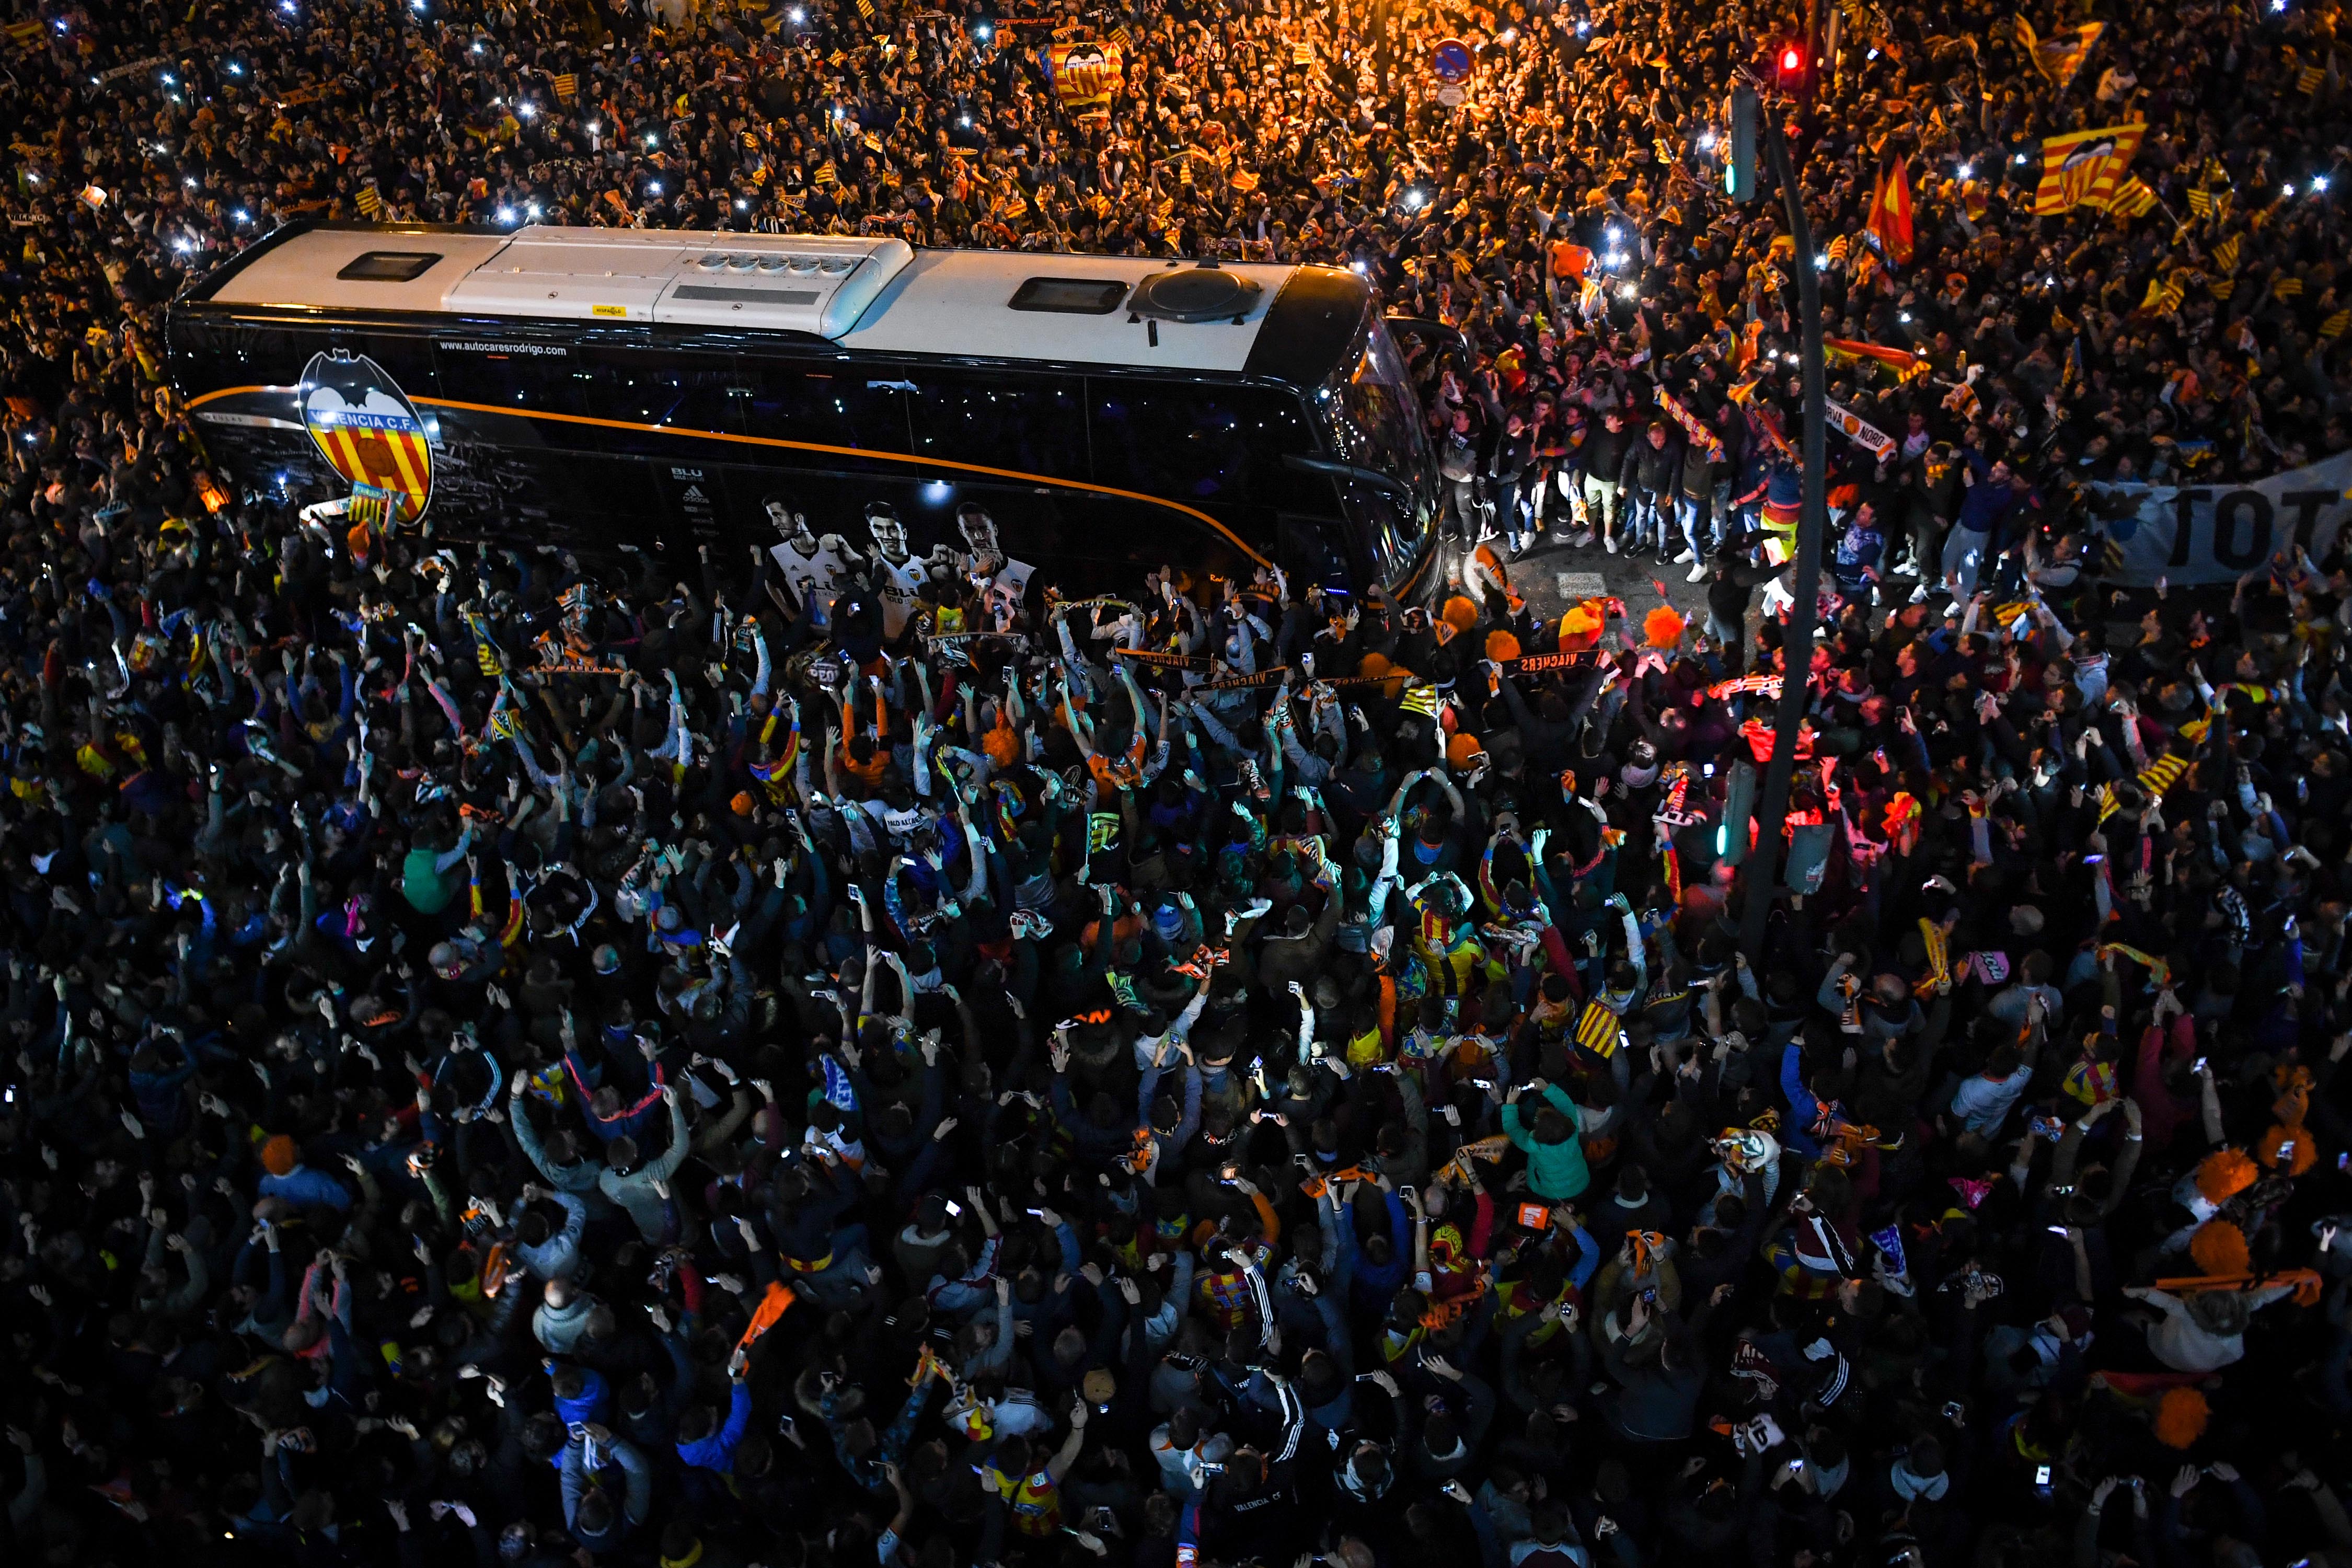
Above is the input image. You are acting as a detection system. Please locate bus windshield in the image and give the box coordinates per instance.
[1326,318,1431,494]
[1322,317,1434,582]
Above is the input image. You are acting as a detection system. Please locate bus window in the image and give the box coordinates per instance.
[580,348,739,435]
[906,371,1086,482]
[434,344,581,417]
[1324,321,1436,585]
[1325,319,1430,494]
[1086,381,1312,508]
[734,358,912,455]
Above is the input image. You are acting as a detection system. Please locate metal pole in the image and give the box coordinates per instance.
[1737,108,1829,967]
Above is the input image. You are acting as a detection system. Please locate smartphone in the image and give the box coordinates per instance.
[945,1200,963,1217]
[1788,1457,1805,1472]
[2046,1225,2069,1236]
[2035,1465,2053,1492]
[1702,762,1715,777]
[2279,1139,2296,1160]
[2338,1152,2349,1173]
[2082,854,2104,864]
[1025,1207,1046,1218]
[2194,1057,2208,1074]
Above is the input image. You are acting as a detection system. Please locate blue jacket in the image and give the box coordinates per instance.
[259,1163,354,1213]
[128,1056,199,1132]
[554,1366,610,1432]
[1954,452,2020,534]
[677,1379,752,1474]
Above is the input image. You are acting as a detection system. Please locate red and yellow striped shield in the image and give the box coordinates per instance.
[299,350,434,525]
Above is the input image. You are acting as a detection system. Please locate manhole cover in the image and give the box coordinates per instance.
[1555,572,1608,598]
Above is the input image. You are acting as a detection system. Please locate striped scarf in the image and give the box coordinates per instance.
[2137,752,2189,798]
[1917,919,1952,998]
[2096,941,2171,987]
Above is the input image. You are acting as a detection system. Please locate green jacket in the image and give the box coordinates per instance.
[1502,1082,1591,1201]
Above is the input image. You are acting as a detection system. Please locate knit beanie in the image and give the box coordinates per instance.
[261,1135,299,1177]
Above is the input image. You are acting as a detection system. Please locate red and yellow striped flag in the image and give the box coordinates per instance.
[2033,123,2145,215]
[1865,158,1915,264]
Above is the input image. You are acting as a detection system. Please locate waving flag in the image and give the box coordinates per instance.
[2105,175,2159,218]
[2016,17,2105,89]
[1864,158,1915,265]
[821,1054,859,1112]
[2033,123,2145,215]
[1822,337,1929,382]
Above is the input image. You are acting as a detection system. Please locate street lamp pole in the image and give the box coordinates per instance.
[1737,106,1829,967]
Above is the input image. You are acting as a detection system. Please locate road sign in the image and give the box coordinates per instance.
[1431,38,1472,82]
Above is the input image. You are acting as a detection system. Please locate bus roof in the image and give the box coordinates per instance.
[189,223,1363,378]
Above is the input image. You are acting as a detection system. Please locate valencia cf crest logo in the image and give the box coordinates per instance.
[299,349,434,526]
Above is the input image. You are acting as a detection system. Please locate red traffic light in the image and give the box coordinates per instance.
[1780,45,1803,72]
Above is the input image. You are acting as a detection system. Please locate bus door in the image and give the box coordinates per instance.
[1275,508,1363,602]
[575,345,743,556]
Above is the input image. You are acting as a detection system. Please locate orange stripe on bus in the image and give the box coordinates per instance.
[189,382,1425,588]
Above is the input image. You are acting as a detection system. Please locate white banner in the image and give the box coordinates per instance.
[1826,399,1894,457]
[2089,448,2352,586]
[93,55,168,87]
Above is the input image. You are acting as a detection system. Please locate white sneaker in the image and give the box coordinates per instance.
[1604,534,1619,554]
[1687,562,1708,583]
[1673,548,1696,564]
[1908,583,1929,604]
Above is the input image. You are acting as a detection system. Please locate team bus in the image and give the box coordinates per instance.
[167,222,1448,601]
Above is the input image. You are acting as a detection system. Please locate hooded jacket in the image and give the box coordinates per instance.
[1502,1082,1593,1200]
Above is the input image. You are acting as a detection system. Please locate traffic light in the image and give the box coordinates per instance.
[1775,42,1808,94]
[1727,82,1759,203]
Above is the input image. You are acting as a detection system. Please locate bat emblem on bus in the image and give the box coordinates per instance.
[298,349,434,526]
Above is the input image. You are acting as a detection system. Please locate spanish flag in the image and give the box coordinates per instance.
[1823,337,1929,382]
[2033,123,2145,216]
[1865,158,1914,266]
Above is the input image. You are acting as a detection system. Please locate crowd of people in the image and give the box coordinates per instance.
[6,0,2352,1566]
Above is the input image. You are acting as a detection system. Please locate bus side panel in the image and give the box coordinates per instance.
[710,464,1265,601]
[173,315,448,517]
